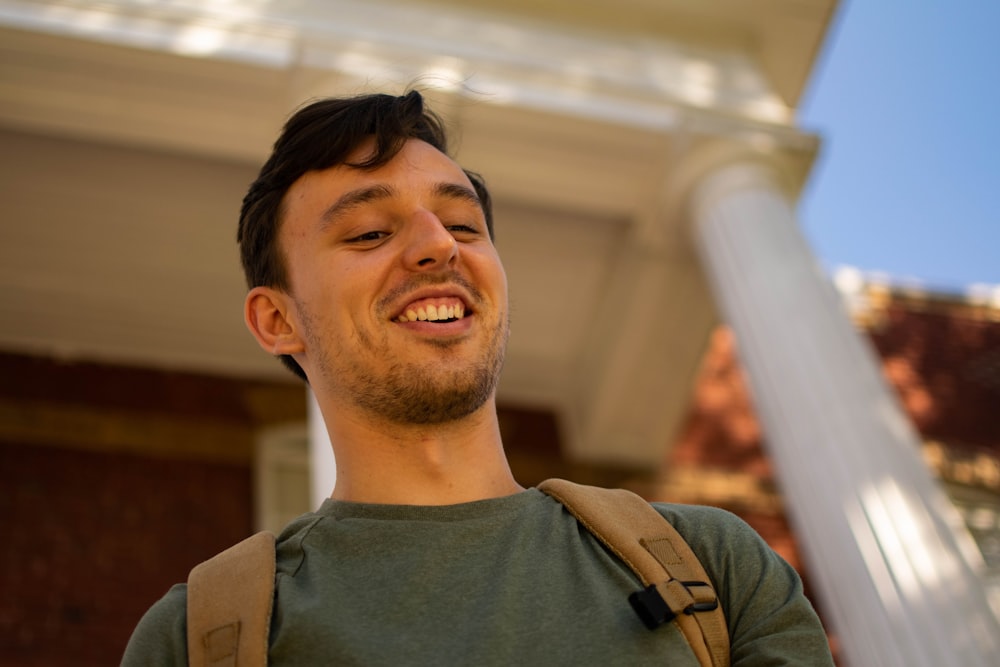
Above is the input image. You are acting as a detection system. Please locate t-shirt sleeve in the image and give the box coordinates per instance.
[120,584,189,667]
[654,503,835,666]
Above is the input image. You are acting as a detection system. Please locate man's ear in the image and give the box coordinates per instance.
[244,286,305,356]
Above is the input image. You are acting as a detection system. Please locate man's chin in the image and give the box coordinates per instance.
[379,385,493,425]
[356,362,499,425]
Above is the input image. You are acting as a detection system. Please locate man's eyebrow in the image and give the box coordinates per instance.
[318,181,482,230]
[319,184,395,229]
[435,182,482,209]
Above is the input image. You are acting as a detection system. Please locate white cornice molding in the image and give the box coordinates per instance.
[0,0,792,126]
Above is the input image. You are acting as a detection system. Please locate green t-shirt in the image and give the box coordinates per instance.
[122,488,833,665]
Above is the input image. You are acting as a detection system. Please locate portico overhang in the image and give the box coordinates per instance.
[0,0,829,469]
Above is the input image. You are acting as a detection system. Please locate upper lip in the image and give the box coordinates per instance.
[388,285,474,320]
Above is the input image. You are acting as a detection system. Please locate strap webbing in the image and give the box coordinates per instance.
[187,531,276,667]
[538,478,730,667]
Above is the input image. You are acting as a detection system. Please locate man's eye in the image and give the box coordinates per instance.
[448,224,480,236]
[348,231,387,243]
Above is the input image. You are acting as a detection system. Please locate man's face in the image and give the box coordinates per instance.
[278,138,509,424]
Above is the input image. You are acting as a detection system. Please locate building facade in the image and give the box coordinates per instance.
[1,1,998,664]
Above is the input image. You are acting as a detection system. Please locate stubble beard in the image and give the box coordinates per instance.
[306,308,509,425]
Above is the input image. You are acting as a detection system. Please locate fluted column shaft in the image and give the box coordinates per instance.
[308,389,336,510]
[690,161,999,666]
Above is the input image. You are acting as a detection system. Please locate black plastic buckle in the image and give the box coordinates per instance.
[628,580,719,630]
[680,580,720,614]
[629,585,675,630]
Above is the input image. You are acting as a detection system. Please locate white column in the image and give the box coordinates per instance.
[308,389,336,510]
[689,161,1000,666]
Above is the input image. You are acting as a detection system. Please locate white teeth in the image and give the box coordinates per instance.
[397,303,466,322]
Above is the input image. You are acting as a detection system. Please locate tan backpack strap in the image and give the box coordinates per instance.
[187,531,276,667]
[538,479,730,667]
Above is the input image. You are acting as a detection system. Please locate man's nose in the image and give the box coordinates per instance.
[401,209,458,270]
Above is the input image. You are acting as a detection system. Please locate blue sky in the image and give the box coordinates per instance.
[797,0,1000,292]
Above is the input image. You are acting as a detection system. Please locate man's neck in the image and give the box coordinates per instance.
[322,400,524,506]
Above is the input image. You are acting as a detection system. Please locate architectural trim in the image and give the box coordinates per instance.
[0,0,794,125]
[0,398,253,463]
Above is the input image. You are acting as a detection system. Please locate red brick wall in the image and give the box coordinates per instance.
[0,352,304,666]
[866,302,1000,450]
[0,441,252,666]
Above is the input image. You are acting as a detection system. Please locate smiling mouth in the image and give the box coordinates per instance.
[395,301,467,324]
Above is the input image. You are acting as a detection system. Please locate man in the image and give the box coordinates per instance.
[123,90,834,665]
